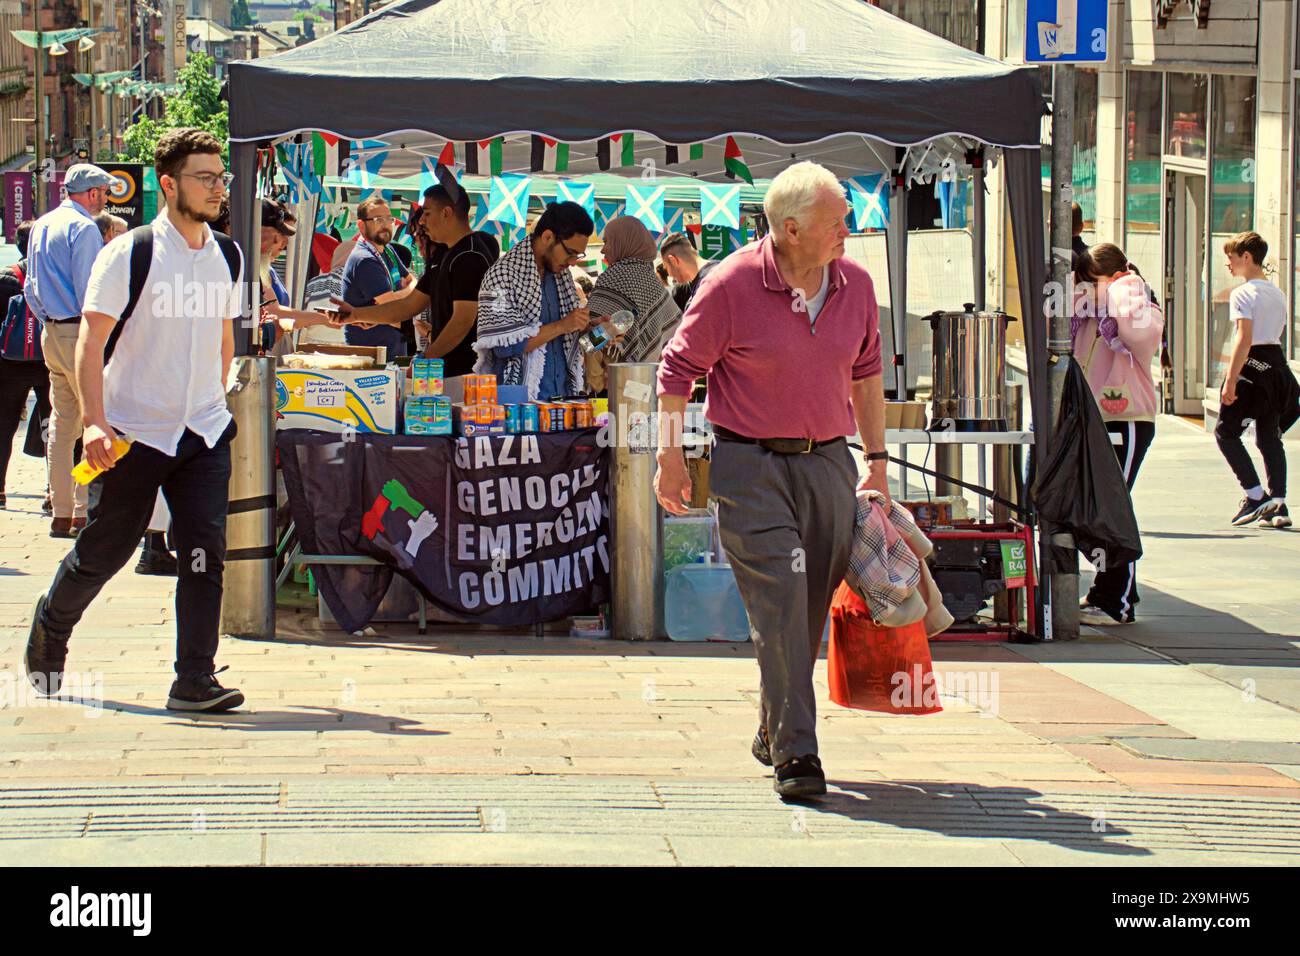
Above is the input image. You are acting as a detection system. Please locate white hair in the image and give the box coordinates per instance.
[763,161,844,236]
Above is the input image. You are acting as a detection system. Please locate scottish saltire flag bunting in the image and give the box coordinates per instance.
[594,199,625,235]
[723,136,753,185]
[699,182,742,229]
[465,138,504,176]
[660,205,686,236]
[275,142,321,200]
[486,174,532,227]
[555,180,595,217]
[343,141,389,188]
[845,174,889,230]
[418,157,441,196]
[473,203,523,249]
[530,136,570,173]
[625,183,666,232]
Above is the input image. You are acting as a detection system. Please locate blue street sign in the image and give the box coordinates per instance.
[1024,0,1108,63]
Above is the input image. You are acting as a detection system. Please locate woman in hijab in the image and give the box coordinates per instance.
[584,216,683,392]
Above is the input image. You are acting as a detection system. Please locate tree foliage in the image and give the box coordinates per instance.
[231,0,255,29]
[118,53,228,166]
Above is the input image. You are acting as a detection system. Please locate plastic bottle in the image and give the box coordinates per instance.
[578,309,634,354]
[71,438,133,485]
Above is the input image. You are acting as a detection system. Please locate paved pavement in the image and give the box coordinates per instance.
[1,413,1298,866]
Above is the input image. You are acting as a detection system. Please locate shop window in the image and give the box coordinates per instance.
[1166,72,1208,160]
[1124,71,1162,285]
[1208,74,1256,386]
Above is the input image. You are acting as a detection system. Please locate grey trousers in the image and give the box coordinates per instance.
[709,438,857,767]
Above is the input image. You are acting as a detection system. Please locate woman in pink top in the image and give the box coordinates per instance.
[1071,243,1164,626]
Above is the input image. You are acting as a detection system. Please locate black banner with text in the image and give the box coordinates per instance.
[278,429,610,631]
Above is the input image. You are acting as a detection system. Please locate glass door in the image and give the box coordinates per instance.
[1164,168,1207,415]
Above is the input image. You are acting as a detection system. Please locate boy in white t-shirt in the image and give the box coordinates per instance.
[1218,231,1300,529]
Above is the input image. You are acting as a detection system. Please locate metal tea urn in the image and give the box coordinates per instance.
[923,304,1016,431]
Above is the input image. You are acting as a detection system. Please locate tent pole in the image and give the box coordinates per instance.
[229,139,261,358]
[1046,64,1079,641]
[884,154,907,401]
[972,148,986,311]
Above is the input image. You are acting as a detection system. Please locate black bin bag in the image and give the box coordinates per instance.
[1030,357,1142,572]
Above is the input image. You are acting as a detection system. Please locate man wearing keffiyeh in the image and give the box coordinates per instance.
[472,202,596,400]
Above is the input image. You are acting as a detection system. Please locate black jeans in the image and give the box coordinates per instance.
[41,422,236,679]
[0,358,50,493]
[1215,399,1287,500]
[1087,420,1155,619]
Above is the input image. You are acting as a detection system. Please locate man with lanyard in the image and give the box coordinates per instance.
[340,197,413,358]
[24,128,247,712]
[332,175,499,376]
[24,163,117,538]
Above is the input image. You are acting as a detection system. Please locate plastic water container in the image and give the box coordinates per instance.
[663,515,717,572]
[665,557,751,642]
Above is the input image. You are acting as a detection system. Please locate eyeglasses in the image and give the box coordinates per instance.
[180,171,233,192]
[360,215,396,225]
[559,238,586,262]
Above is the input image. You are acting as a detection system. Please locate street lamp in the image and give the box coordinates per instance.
[9,26,117,213]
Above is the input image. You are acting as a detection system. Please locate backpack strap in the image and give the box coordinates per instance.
[211,230,241,284]
[104,225,155,362]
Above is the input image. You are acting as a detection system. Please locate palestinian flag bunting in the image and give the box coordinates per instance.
[598,133,636,170]
[530,136,570,173]
[436,141,456,169]
[464,138,504,176]
[689,143,705,161]
[724,136,753,185]
[312,132,345,179]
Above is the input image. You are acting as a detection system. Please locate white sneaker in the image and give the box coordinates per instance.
[1079,607,1133,627]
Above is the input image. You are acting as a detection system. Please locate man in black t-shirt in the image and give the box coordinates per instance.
[333,183,498,375]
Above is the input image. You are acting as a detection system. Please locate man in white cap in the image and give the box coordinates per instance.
[24,163,117,538]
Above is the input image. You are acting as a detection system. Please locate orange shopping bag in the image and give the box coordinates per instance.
[827,580,942,715]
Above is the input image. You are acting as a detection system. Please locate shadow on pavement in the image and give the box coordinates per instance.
[815,779,1151,856]
[86,699,447,736]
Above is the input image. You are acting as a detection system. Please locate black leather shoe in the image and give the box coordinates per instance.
[166,667,245,712]
[774,754,827,800]
[752,725,772,767]
[135,548,178,576]
[24,594,69,696]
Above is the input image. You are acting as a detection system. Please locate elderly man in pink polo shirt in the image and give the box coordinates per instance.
[655,161,889,800]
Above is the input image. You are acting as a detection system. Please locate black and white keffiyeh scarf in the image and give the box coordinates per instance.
[472,237,584,398]
[586,258,683,363]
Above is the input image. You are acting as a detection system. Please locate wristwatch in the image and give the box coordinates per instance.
[864,450,889,462]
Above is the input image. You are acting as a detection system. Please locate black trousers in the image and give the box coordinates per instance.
[0,358,50,492]
[41,422,236,679]
[1215,395,1287,500]
[1087,420,1155,619]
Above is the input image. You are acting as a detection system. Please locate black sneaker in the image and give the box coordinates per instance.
[751,725,772,767]
[1259,503,1291,529]
[166,667,245,712]
[135,548,178,576]
[774,754,827,800]
[24,594,69,696]
[1232,495,1278,527]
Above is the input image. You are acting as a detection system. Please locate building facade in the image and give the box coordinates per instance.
[981,0,1300,422]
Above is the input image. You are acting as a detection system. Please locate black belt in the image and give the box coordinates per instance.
[712,424,844,455]
[46,317,80,324]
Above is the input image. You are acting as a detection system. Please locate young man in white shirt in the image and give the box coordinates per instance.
[25,127,247,711]
[1219,231,1298,529]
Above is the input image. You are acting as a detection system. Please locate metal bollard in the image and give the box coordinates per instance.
[993,383,1024,623]
[607,363,664,641]
[220,356,277,640]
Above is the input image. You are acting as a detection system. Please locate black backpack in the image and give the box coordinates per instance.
[104,225,241,361]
